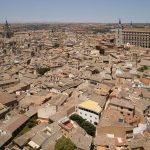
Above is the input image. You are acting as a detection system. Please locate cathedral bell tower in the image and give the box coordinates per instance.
[115,19,123,46]
[3,20,13,38]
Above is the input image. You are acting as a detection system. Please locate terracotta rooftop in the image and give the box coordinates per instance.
[139,78,150,85]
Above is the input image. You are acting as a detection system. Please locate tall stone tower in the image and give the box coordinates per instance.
[3,20,13,38]
[115,19,123,46]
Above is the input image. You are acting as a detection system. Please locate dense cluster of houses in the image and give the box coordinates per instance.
[0,23,150,150]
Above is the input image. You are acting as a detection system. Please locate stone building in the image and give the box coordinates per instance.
[115,20,150,48]
[78,100,102,125]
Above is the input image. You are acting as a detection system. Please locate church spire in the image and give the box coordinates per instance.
[5,20,10,31]
[3,20,13,38]
[130,21,133,27]
[6,20,8,26]
[118,19,122,28]
[119,19,121,25]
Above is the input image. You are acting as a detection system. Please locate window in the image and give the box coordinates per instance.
[128,108,132,111]
[118,118,124,123]
[94,122,97,125]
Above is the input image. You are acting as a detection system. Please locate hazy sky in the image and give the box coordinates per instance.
[0,0,150,23]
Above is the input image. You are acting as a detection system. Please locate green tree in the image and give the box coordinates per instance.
[36,67,50,75]
[55,136,76,150]
[27,59,31,65]
[31,51,35,57]
[81,121,96,136]
[137,65,148,72]
[69,114,85,125]
[92,69,100,74]
[69,114,96,137]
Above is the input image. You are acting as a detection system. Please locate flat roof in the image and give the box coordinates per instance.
[109,98,134,109]
[79,100,102,113]
[5,114,29,133]
[123,27,150,33]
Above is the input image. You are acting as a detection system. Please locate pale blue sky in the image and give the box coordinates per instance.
[0,0,150,23]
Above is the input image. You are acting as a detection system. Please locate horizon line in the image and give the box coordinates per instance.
[0,20,150,24]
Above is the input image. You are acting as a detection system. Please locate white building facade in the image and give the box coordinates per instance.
[77,100,102,125]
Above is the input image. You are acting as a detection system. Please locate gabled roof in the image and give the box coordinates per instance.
[5,114,29,134]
